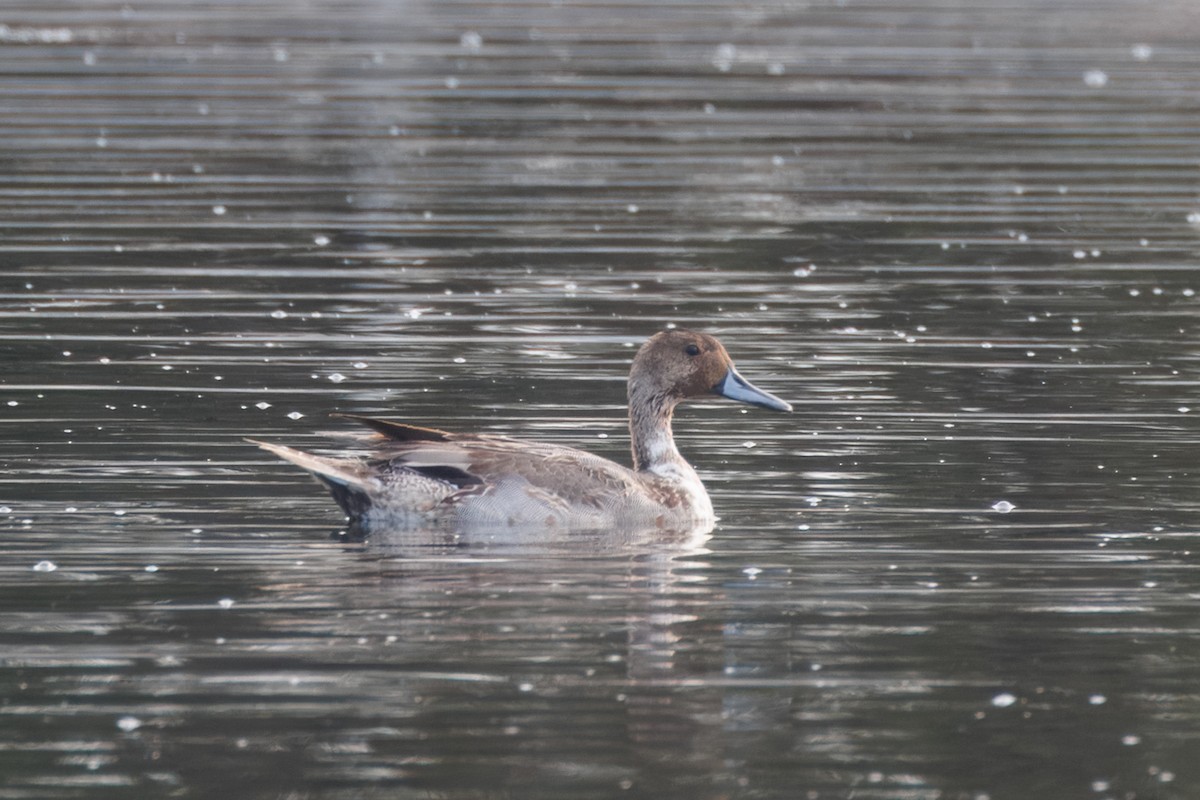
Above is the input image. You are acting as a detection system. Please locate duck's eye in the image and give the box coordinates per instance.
[685,344,701,357]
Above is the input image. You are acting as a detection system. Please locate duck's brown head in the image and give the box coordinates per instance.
[628,329,792,413]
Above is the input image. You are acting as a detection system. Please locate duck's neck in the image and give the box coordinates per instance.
[628,386,691,477]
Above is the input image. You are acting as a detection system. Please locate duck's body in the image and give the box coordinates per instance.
[252,330,790,534]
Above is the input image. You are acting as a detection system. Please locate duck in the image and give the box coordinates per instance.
[250,329,791,533]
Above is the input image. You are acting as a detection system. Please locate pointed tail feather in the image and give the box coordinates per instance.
[247,439,374,518]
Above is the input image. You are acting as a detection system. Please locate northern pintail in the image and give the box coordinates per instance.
[251,330,791,532]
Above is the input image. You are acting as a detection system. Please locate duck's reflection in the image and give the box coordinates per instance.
[318,519,735,795]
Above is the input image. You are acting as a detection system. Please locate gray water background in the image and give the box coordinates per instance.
[3,1,1200,798]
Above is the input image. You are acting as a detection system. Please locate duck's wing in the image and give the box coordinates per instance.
[362,428,642,514]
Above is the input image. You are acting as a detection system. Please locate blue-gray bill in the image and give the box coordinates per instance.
[713,367,792,412]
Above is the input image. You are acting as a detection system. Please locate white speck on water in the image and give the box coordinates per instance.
[518,682,534,692]
[217,598,235,609]
[712,42,736,71]
[1092,780,1110,792]
[1089,694,1107,705]
[145,565,159,573]
[1187,212,1200,225]
[743,566,762,579]
[116,716,142,733]
[1122,734,1141,746]
[328,373,346,383]
[767,62,785,76]
[597,433,608,439]
[1131,43,1153,61]
[1179,407,1190,413]
[626,203,639,213]
[1073,249,1087,259]
[703,102,716,114]
[352,361,368,369]
[1129,288,1140,296]
[6,400,17,407]
[270,309,287,319]
[255,401,272,409]
[444,76,460,89]
[980,342,993,349]
[32,560,57,573]
[460,30,483,50]
[453,357,466,364]
[99,356,111,364]
[1183,288,1195,297]
[1083,69,1109,88]
[212,204,226,215]
[313,234,330,246]
[991,500,1016,513]
[287,411,304,420]
[113,509,126,516]
[991,692,1018,708]
[0,506,11,514]
[742,441,757,448]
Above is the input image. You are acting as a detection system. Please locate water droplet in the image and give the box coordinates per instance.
[1089,694,1107,705]
[270,309,287,319]
[116,716,142,732]
[991,692,1017,707]
[145,565,159,573]
[212,204,226,216]
[352,361,368,369]
[460,30,483,51]
[286,411,304,420]
[217,598,235,609]
[32,560,57,573]
[313,235,330,246]
[1083,69,1108,88]
[453,357,466,364]
[991,500,1016,513]
[328,373,346,383]
[255,401,272,409]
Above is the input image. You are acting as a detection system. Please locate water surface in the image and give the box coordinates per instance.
[3,1,1200,798]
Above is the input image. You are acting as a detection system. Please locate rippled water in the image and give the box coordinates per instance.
[4,0,1200,797]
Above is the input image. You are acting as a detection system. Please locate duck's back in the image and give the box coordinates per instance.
[363,432,680,529]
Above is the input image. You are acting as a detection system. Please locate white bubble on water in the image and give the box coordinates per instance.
[255,401,272,409]
[991,692,1017,707]
[32,560,57,573]
[287,411,304,420]
[116,716,142,733]
[328,373,346,383]
[460,30,483,51]
[1083,69,1108,88]
[1131,43,1153,61]
[212,204,226,216]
